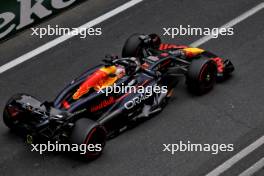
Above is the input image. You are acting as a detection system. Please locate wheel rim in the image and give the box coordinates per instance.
[199,64,216,89]
[84,127,106,157]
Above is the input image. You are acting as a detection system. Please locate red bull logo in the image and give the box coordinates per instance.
[90,97,115,112]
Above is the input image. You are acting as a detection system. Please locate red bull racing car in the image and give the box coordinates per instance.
[3,33,234,159]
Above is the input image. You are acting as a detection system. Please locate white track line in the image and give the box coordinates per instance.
[203,3,264,175]
[1,1,263,74]
[239,157,264,176]
[0,0,263,174]
[191,2,264,47]
[0,0,143,74]
[206,136,264,176]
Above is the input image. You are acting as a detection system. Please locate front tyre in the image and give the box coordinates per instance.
[70,118,106,159]
[186,58,217,94]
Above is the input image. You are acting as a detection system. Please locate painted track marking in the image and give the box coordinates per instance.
[239,157,264,176]
[206,136,264,176]
[0,0,143,74]
[203,3,264,176]
[191,2,264,47]
[0,1,264,174]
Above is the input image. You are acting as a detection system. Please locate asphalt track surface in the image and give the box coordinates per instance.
[1,0,264,175]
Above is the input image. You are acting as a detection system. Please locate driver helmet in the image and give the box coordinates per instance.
[125,57,141,75]
[149,33,161,49]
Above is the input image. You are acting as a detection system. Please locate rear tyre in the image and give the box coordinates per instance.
[70,118,106,159]
[186,58,217,94]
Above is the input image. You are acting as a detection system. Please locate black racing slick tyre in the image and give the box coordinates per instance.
[122,33,143,58]
[70,118,106,159]
[186,58,217,94]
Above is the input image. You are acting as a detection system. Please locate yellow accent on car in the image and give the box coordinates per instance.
[100,66,117,74]
[96,76,118,90]
[183,48,205,56]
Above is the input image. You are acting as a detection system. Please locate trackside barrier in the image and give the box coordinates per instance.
[0,0,85,41]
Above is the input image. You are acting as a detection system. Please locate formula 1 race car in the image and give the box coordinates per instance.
[3,33,234,159]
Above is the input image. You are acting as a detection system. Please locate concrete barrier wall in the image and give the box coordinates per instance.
[0,0,84,41]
